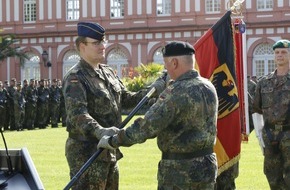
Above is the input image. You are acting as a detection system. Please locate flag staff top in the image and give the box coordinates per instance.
[229,0,244,18]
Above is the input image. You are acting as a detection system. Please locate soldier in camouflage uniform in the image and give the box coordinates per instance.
[62,22,149,190]
[49,79,61,128]
[14,82,25,131]
[59,80,67,127]
[24,79,38,130]
[7,78,17,130]
[253,39,290,189]
[36,79,50,129]
[22,79,28,95]
[98,41,219,189]
[3,80,10,130]
[0,81,8,131]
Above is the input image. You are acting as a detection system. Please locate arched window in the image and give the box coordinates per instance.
[21,53,40,81]
[153,47,164,64]
[252,43,275,77]
[107,48,128,78]
[63,50,80,77]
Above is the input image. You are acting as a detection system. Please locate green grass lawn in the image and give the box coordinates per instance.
[2,118,269,190]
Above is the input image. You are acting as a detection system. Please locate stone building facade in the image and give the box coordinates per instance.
[0,0,289,82]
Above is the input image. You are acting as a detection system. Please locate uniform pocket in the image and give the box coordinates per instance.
[261,87,273,108]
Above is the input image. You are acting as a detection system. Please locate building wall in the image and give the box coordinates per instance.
[0,0,290,82]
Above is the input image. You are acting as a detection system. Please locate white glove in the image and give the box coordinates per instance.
[97,126,120,139]
[97,135,115,150]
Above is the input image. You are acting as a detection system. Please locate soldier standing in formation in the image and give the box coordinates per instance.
[7,78,17,130]
[98,41,219,189]
[24,79,38,130]
[36,79,50,129]
[0,81,8,131]
[3,80,9,130]
[253,39,290,189]
[13,82,25,131]
[50,79,61,128]
[59,79,67,127]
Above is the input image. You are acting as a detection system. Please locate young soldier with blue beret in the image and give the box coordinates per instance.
[62,22,151,190]
[98,41,219,189]
[253,39,290,189]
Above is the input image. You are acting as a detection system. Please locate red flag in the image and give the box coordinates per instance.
[194,10,241,174]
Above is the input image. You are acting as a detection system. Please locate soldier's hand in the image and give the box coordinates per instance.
[149,70,168,97]
[98,126,120,139]
[97,135,116,150]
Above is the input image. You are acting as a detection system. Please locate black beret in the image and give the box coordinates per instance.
[77,22,105,41]
[162,41,195,57]
[273,39,290,50]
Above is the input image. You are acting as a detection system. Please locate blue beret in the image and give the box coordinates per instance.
[273,39,290,50]
[77,22,105,41]
[162,41,195,57]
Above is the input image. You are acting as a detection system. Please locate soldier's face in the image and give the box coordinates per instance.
[274,48,290,66]
[163,57,177,80]
[81,37,106,64]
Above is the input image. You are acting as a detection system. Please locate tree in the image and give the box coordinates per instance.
[0,33,28,63]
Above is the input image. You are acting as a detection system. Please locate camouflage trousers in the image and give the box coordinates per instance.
[158,154,217,190]
[65,138,119,190]
[158,182,215,190]
[215,162,239,190]
[263,128,290,190]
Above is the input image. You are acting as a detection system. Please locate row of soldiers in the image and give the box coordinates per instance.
[0,78,66,131]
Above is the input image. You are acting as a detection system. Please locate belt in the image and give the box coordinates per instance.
[267,123,290,132]
[69,133,99,142]
[162,148,213,160]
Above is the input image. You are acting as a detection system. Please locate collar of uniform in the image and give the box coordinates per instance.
[175,69,199,82]
[265,70,276,80]
[79,59,100,77]
[265,69,290,80]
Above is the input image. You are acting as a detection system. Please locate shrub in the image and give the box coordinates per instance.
[123,63,164,92]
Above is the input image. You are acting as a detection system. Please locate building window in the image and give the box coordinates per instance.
[107,48,128,78]
[157,0,171,15]
[110,0,124,18]
[63,50,80,77]
[257,0,273,11]
[24,0,36,22]
[252,44,275,77]
[67,0,79,20]
[205,0,221,13]
[153,47,164,64]
[21,53,40,81]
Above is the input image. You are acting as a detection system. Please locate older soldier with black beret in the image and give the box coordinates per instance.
[98,41,219,189]
[62,22,150,190]
[253,39,290,189]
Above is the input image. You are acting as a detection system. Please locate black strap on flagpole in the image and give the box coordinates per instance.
[63,87,156,190]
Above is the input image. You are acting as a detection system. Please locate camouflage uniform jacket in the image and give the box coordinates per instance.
[0,89,8,108]
[62,59,146,161]
[49,85,61,103]
[112,70,218,184]
[253,70,290,125]
[37,86,49,103]
[25,85,38,105]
